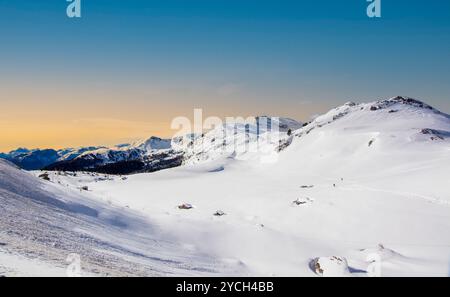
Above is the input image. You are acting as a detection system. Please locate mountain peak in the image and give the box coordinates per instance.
[371,96,434,111]
[132,136,172,151]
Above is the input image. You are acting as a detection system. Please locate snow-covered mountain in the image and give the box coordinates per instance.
[43,137,184,175]
[2,96,450,276]
[37,118,301,174]
[0,137,177,173]
[173,116,303,165]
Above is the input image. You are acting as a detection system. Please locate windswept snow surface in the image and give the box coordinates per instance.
[2,97,450,276]
[0,160,246,276]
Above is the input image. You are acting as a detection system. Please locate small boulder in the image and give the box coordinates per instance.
[178,203,194,210]
[293,197,313,206]
[310,256,350,277]
[213,210,226,216]
[39,173,50,181]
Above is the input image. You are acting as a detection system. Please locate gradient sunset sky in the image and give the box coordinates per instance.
[1,0,450,152]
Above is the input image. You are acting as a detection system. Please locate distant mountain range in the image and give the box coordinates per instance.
[4,96,446,176]
[0,146,103,171]
[0,117,303,174]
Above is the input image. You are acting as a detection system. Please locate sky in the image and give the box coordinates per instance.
[1,0,450,151]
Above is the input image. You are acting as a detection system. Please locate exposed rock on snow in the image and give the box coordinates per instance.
[38,172,50,181]
[178,203,194,210]
[311,256,350,277]
[213,210,226,216]
[420,128,450,141]
[370,96,434,111]
[292,197,314,206]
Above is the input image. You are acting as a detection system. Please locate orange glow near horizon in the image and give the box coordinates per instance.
[0,83,325,152]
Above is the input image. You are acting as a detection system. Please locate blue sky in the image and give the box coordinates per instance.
[0,0,450,149]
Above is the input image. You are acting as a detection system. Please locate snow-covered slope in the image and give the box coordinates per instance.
[0,159,245,276]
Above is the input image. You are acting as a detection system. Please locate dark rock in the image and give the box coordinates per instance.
[38,172,50,181]
[421,128,447,140]
[293,197,313,205]
[277,137,293,152]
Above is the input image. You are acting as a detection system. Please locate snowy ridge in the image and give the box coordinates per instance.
[293,96,450,142]
[72,137,173,163]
